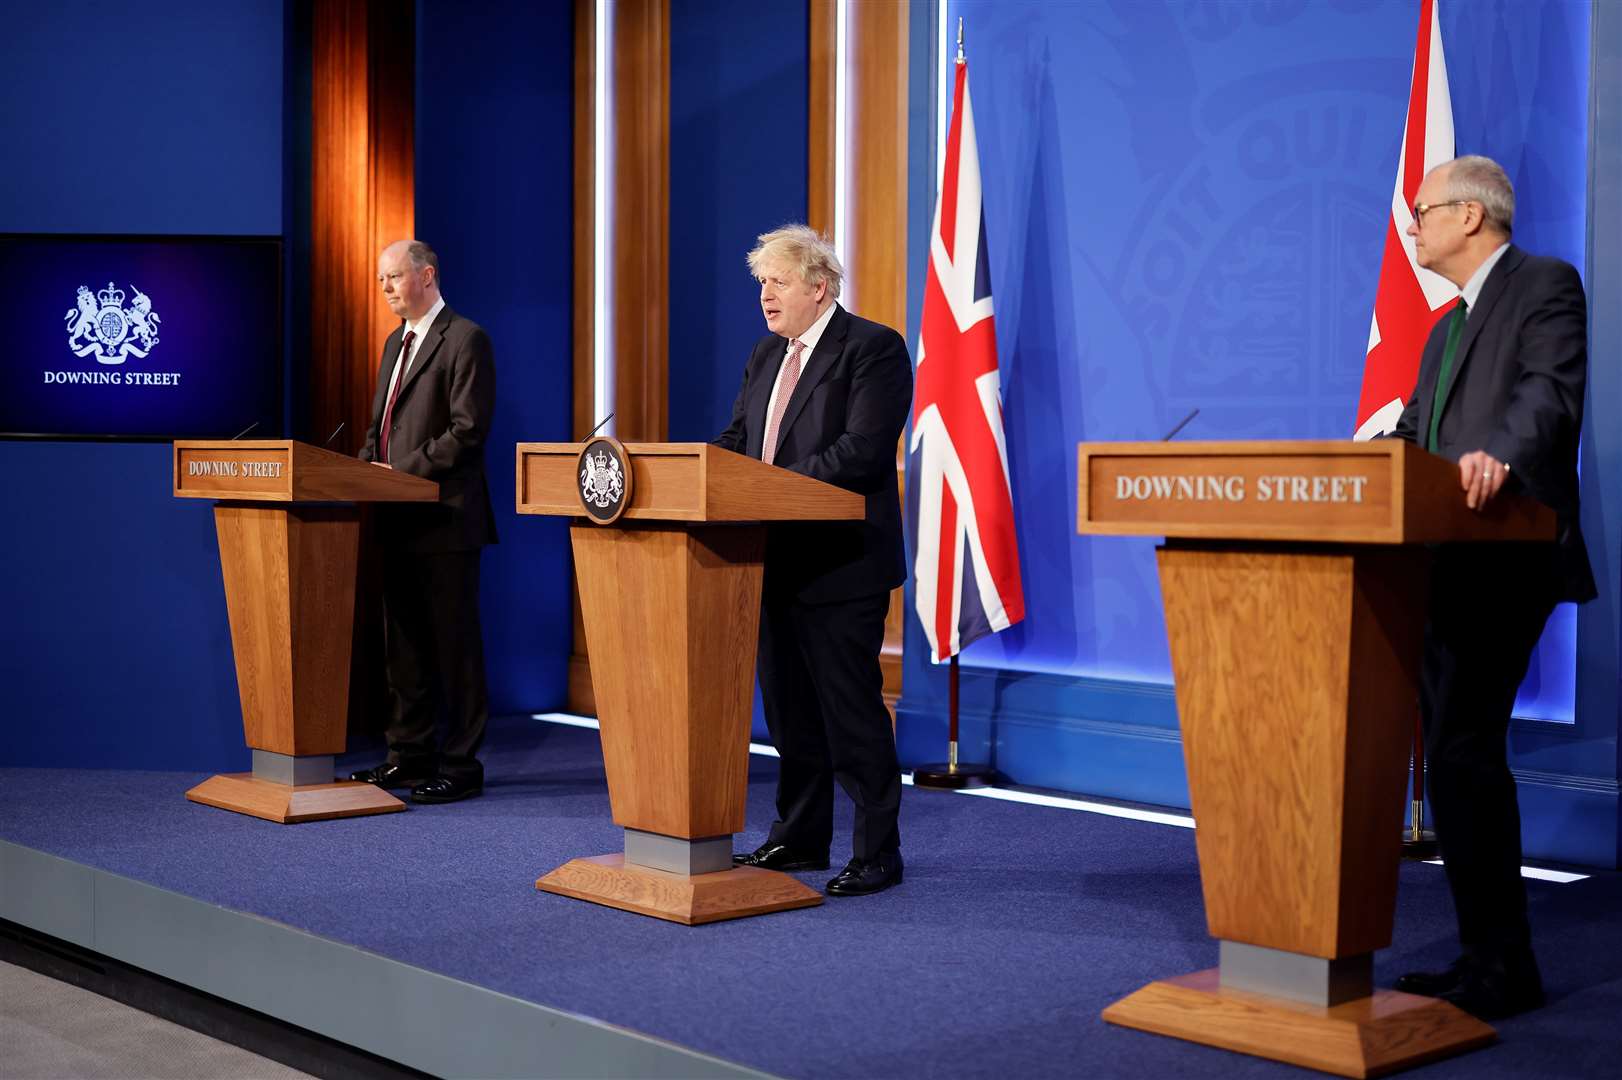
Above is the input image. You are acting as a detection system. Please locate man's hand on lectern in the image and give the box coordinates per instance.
[1458,450,1508,511]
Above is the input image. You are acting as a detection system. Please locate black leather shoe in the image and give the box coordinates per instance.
[1439,970,1545,1020]
[349,761,434,789]
[1396,958,1473,997]
[733,843,830,872]
[825,852,903,896]
[408,775,482,804]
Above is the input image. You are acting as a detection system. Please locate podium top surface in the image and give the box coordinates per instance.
[516,441,865,523]
[173,440,439,503]
[1077,439,1555,545]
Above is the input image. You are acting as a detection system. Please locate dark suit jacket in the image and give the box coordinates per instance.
[359,304,498,553]
[1391,245,1593,602]
[715,304,913,604]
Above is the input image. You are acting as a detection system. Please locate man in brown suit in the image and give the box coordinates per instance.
[350,240,497,803]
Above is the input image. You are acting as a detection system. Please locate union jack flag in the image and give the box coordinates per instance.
[908,54,1024,663]
[1355,0,1456,439]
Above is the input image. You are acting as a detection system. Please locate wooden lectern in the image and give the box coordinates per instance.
[173,440,438,823]
[516,441,865,924]
[1080,440,1554,1078]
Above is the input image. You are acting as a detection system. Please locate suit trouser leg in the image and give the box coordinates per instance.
[380,549,488,782]
[759,595,835,857]
[426,550,488,784]
[380,549,438,768]
[1421,545,1559,970]
[796,592,900,861]
[759,591,900,862]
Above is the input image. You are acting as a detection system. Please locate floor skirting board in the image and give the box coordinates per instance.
[0,842,767,1080]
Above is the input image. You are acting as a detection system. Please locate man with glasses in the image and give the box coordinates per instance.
[1389,156,1594,1018]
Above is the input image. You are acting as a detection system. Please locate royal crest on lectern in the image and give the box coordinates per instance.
[66,282,162,366]
[576,436,633,524]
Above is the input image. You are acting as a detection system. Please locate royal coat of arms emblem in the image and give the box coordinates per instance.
[576,437,632,523]
[66,282,161,366]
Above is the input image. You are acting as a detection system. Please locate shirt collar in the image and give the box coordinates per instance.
[789,300,839,355]
[405,294,446,339]
[1459,243,1510,314]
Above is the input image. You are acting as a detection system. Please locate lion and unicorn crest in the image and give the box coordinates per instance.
[65,281,161,365]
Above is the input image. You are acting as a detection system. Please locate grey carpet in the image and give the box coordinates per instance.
[0,961,311,1080]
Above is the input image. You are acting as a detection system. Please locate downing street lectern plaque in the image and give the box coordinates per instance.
[174,439,437,823]
[1081,439,1554,1077]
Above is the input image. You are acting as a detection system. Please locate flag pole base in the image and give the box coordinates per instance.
[1401,829,1440,860]
[912,762,995,789]
[1401,797,1439,859]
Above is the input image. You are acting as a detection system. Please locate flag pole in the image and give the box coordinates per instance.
[913,654,996,788]
[1402,710,1438,858]
[910,16,1002,791]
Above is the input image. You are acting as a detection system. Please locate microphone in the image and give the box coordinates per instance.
[1161,408,1199,441]
[230,420,260,441]
[323,421,346,447]
[584,412,615,440]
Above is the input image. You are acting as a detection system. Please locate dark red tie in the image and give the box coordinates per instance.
[378,330,415,464]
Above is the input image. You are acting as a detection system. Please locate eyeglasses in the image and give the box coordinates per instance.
[1411,200,1470,228]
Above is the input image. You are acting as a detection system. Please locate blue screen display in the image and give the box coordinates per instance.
[0,235,282,439]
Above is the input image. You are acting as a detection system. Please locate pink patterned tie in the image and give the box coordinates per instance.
[378,330,415,464]
[761,338,804,465]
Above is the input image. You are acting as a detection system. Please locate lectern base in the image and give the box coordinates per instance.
[185,774,407,824]
[1102,969,1495,1078]
[537,853,823,925]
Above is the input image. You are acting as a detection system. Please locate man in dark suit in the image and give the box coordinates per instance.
[350,240,497,804]
[1389,157,1593,1018]
[714,224,913,896]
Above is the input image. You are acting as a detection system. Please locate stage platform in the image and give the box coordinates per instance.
[2,715,1620,1079]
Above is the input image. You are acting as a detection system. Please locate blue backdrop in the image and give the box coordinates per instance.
[415,0,575,719]
[668,0,810,741]
[896,0,1611,863]
[0,0,285,770]
[0,0,579,769]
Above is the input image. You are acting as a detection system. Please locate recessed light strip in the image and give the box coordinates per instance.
[593,0,614,435]
[834,0,849,287]
[936,1,949,187]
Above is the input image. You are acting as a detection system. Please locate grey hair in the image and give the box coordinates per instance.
[405,240,441,288]
[1445,156,1515,237]
[746,224,844,299]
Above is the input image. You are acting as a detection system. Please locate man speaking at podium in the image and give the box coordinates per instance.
[1389,157,1594,1018]
[715,225,913,896]
[351,240,497,805]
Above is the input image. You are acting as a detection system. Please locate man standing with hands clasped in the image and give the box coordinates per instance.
[1389,156,1594,1019]
[714,225,913,896]
[350,240,497,805]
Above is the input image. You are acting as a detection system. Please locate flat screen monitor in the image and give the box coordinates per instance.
[0,233,283,440]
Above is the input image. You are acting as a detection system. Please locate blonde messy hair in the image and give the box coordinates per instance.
[746,224,844,299]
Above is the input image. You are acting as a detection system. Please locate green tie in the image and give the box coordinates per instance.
[1426,299,1468,453]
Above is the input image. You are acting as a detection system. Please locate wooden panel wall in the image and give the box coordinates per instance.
[569,0,911,715]
[810,0,911,711]
[310,0,415,456]
[309,0,415,736]
[569,0,672,715]
[808,1,837,237]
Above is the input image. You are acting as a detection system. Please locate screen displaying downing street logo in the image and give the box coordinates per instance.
[65,282,163,368]
[0,234,283,439]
